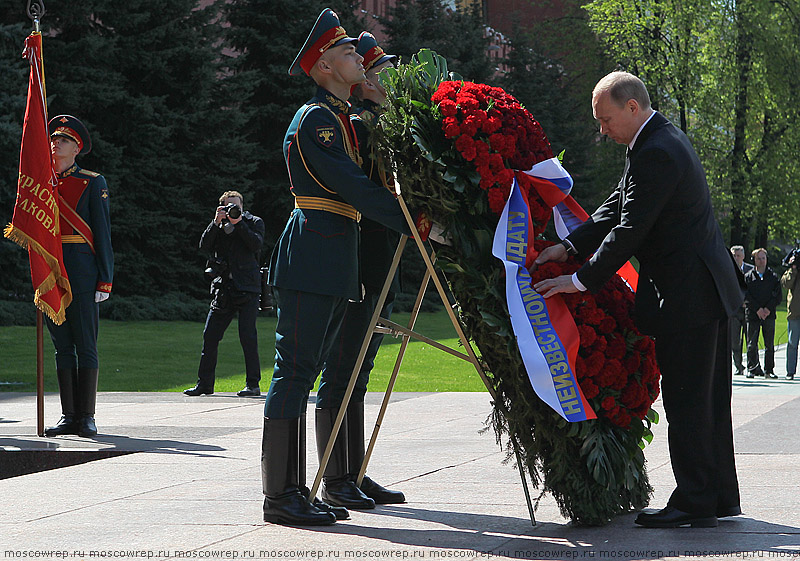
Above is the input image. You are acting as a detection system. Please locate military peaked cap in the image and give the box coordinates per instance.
[289,8,358,77]
[48,114,92,155]
[356,31,396,72]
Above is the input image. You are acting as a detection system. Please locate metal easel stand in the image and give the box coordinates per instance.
[309,194,536,525]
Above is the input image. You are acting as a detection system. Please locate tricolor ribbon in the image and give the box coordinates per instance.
[492,177,596,422]
[520,158,639,291]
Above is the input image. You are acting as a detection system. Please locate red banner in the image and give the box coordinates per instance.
[3,32,71,324]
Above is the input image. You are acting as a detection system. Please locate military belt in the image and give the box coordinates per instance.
[61,235,87,244]
[294,196,360,221]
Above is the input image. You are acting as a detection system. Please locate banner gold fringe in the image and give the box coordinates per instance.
[4,223,72,325]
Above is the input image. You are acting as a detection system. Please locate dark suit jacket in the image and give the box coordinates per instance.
[568,112,743,336]
[200,212,264,294]
[743,266,781,318]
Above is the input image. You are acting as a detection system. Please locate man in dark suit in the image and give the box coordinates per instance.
[744,248,781,378]
[730,245,754,376]
[44,115,113,439]
[533,71,743,528]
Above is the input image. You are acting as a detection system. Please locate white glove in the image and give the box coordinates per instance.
[95,291,110,303]
[429,222,452,246]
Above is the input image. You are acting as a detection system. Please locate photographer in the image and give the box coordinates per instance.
[184,191,265,397]
[781,250,799,380]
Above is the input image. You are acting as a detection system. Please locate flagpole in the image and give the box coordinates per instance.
[27,0,47,437]
[36,311,44,436]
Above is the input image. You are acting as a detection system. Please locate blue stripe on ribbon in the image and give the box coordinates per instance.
[491,179,592,422]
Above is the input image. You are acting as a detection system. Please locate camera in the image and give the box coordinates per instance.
[205,257,229,279]
[220,203,242,234]
[224,203,242,220]
[782,239,800,267]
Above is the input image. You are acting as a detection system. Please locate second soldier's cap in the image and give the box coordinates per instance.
[356,32,396,72]
[289,8,358,77]
[48,115,92,155]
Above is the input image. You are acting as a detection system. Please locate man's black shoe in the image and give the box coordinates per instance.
[78,415,98,437]
[635,506,718,528]
[183,385,214,396]
[745,372,755,379]
[262,493,336,526]
[44,415,78,437]
[766,372,778,379]
[787,374,795,380]
[717,505,742,518]
[236,386,261,397]
[359,475,406,504]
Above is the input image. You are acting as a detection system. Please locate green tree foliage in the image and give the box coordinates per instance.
[0,0,256,301]
[495,19,620,212]
[584,0,800,250]
[381,0,494,83]
[0,8,32,300]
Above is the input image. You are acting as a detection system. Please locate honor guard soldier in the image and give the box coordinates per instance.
[261,8,427,526]
[44,115,113,438]
[317,31,405,506]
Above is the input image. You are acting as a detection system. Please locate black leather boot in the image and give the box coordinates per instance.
[44,369,79,437]
[261,417,336,526]
[316,407,375,509]
[76,368,99,437]
[347,401,406,504]
[297,410,349,520]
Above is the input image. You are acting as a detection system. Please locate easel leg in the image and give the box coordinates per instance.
[357,255,433,486]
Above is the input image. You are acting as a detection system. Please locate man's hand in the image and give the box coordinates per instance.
[214,206,227,225]
[534,274,579,298]
[757,307,770,320]
[529,242,568,273]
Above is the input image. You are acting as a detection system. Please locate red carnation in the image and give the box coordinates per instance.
[577,325,597,347]
[439,99,458,117]
[488,187,506,215]
[455,135,477,161]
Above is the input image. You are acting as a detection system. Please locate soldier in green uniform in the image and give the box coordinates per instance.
[44,115,113,438]
[317,31,405,506]
[261,9,426,526]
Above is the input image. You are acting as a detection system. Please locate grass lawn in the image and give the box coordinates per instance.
[0,309,487,393]
[1,305,790,394]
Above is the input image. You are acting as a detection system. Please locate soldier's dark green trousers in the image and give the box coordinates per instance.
[264,287,347,419]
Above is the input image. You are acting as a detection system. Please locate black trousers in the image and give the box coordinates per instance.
[746,314,775,375]
[197,289,261,389]
[656,318,739,516]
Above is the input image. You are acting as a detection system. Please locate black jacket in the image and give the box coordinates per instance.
[568,112,744,336]
[200,211,265,293]
[744,266,781,318]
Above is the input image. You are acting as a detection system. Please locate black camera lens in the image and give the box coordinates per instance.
[225,203,242,219]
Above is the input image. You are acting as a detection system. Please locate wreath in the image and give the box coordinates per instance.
[376,50,661,525]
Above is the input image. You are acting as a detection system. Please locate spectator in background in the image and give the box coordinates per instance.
[730,246,754,376]
[781,253,798,380]
[184,191,265,397]
[744,248,781,379]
